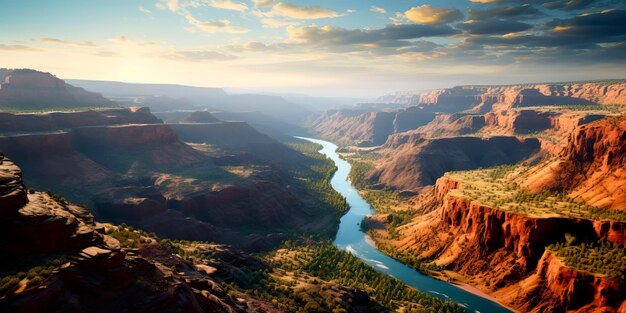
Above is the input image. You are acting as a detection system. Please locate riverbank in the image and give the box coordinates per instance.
[299,136,511,313]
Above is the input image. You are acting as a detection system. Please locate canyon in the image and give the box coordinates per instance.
[0,71,344,252]
[330,82,626,312]
[0,108,341,251]
[0,153,397,312]
[2,68,625,312]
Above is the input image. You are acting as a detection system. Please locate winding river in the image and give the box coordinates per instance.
[299,137,511,313]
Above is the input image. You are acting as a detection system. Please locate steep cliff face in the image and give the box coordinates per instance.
[73,124,205,171]
[0,69,115,109]
[367,136,540,190]
[0,133,110,185]
[379,175,625,312]
[311,107,436,146]
[400,81,626,111]
[502,250,626,312]
[523,115,626,210]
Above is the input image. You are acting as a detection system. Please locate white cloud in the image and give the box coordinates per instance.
[167,0,180,12]
[260,17,299,28]
[185,14,249,33]
[270,3,341,19]
[252,0,277,8]
[138,5,152,14]
[370,6,386,14]
[0,44,41,52]
[208,0,248,12]
[405,5,464,25]
[36,38,96,47]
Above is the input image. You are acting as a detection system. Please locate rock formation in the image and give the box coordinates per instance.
[523,115,626,210]
[0,69,115,109]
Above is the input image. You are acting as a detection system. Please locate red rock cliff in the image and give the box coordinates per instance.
[523,115,626,210]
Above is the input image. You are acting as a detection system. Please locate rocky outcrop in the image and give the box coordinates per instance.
[0,154,28,215]
[0,155,99,257]
[0,156,254,312]
[0,69,115,109]
[523,115,626,210]
[503,250,626,312]
[367,136,540,190]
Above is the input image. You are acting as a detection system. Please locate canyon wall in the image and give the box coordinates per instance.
[367,136,540,191]
[523,115,626,210]
[379,81,626,110]
[0,69,115,109]
[387,174,625,312]
[310,106,436,146]
[0,108,343,251]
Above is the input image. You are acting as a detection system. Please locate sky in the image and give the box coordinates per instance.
[1,0,625,97]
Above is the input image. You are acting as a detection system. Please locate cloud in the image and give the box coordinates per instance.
[543,0,595,10]
[270,3,341,19]
[36,37,96,47]
[457,19,534,35]
[185,14,249,33]
[405,5,464,25]
[287,24,459,47]
[468,5,544,20]
[370,6,386,14]
[546,9,626,39]
[0,44,41,52]
[208,0,248,12]
[109,36,157,46]
[468,0,604,10]
[166,0,179,12]
[463,9,626,50]
[163,50,236,61]
[260,17,298,28]
[228,41,289,53]
[138,5,152,15]
[252,0,277,8]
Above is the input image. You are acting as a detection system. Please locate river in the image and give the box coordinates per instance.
[298,137,511,313]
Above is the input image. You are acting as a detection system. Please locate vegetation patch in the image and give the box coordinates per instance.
[289,140,348,214]
[549,240,626,280]
[447,165,626,222]
[266,240,463,312]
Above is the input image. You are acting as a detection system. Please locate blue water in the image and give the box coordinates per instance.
[298,137,511,313]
